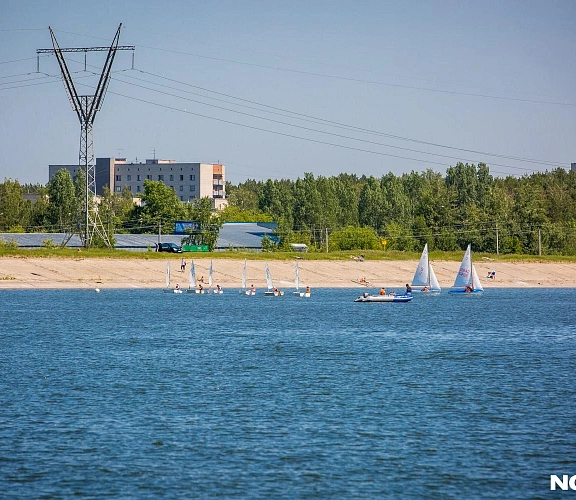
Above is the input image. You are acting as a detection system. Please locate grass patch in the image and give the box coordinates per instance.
[0,247,575,262]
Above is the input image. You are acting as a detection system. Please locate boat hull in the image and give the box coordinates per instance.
[448,289,483,295]
[354,294,413,303]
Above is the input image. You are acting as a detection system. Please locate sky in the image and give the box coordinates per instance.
[1,0,575,186]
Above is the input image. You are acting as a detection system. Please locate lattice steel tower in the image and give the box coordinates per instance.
[37,24,135,248]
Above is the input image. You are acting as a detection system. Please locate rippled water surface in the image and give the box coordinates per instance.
[1,287,575,498]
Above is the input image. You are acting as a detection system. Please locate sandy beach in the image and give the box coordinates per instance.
[0,257,575,290]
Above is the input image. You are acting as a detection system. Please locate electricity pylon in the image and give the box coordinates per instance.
[37,24,135,248]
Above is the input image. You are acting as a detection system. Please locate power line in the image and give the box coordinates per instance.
[106,74,551,173]
[130,69,569,169]
[48,26,576,104]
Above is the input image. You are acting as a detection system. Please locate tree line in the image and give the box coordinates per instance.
[1,163,576,254]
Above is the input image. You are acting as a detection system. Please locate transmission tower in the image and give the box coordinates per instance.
[37,24,135,248]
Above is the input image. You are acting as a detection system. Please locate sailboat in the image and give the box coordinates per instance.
[264,262,283,296]
[186,260,202,293]
[241,259,255,295]
[449,244,484,294]
[208,259,223,294]
[411,244,441,293]
[163,261,172,293]
[293,260,310,297]
[164,261,182,293]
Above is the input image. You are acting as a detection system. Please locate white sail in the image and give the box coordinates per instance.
[429,264,441,291]
[265,262,273,290]
[242,259,247,290]
[411,244,430,287]
[453,244,472,288]
[295,260,300,292]
[471,265,483,291]
[208,260,213,288]
[189,260,196,289]
[166,261,170,288]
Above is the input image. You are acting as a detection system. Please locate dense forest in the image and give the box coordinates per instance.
[2,162,576,254]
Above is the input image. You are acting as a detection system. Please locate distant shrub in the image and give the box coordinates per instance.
[0,238,18,249]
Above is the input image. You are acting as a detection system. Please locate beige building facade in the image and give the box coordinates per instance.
[49,158,227,209]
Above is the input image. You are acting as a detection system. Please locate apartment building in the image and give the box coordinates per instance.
[49,157,227,209]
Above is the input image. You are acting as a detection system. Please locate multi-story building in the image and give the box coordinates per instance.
[49,157,227,209]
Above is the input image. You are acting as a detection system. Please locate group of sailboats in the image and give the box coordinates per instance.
[410,243,483,295]
[165,259,222,294]
[165,244,483,297]
[410,243,483,294]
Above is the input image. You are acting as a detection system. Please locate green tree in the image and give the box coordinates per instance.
[0,179,31,231]
[181,197,223,251]
[47,169,76,232]
[134,180,183,233]
[329,226,382,251]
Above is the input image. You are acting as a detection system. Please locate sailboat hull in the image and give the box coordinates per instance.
[448,289,483,295]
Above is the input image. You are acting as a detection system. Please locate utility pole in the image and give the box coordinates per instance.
[538,229,542,256]
[496,223,499,255]
[37,24,135,248]
[325,227,329,253]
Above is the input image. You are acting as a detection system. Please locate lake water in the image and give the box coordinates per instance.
[1,287,575,498]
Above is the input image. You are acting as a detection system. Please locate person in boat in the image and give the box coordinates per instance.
[421,286,429,292]
[199,283,204,293]
[379,287,386,295]
[251,284,256,293]
[405,283,412,295]
[216,284,222,293]
[175,283,180,291]
[306,285,311,294]
[363,292,369,298]
[465,284,473,293]
[388,290,396,296]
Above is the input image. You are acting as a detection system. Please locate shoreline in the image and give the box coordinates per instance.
[1,257,575,290]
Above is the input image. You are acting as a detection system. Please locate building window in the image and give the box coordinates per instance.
[170,186,175,191]
[146,175,152,180]
[189,174,195,181]
[137,185,141,192]
[127,185,132,191]
[179,175,184,181]
[180,196,183,201]
[158,175,164,181]
[127,174,131,181]
[115,186,121,192]
[137,175,141,181]
[170,174,174,181]
[179,185,183,191]
[190,185,195,192]
[115,175,121,181]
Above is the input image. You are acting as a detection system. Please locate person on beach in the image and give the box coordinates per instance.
[180,259,186,272]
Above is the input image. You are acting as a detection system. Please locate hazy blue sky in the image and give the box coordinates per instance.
[1,0,575,185]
